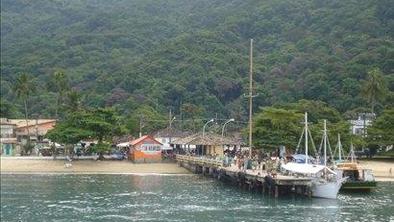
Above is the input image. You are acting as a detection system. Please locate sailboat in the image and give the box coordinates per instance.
[333,133,345,164]
[336,142,377,190]
[281,113,346,199]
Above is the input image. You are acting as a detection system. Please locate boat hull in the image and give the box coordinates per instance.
[312,178,346,199]
[341,181,377,191]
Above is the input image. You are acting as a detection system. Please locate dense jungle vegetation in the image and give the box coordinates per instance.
[1,0,393,149]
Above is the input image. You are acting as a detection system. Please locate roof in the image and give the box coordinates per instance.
[6,119,57,129]
[336,162,362,170]
[282,162,336,175]
[171,133,240,146]
[153,127,191,138]
[0,118,17,126]
[130,135,162,146]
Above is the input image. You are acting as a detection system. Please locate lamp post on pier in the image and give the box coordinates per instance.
[202,119,214,137]
[222,118,235,138]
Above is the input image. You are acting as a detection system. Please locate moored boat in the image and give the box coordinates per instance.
[282,112,345,199]
[282,162,346,199]
[333,139,377,191]
[336,162,377,191]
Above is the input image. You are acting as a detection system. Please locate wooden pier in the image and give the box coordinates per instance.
[176,155,313,198]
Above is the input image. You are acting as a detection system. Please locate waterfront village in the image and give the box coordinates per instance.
[0,111,391,199]
[0,113,380,158]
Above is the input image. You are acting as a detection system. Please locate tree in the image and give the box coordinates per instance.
[278,99,343,123]
[253,107,303,151]
[361,68,388,113]
[127,105,166,136]
[181,103,204,131]
[46,108,125,159]
[13,73,36,152]
[367,108,394,148]
[64,90,81,112]
[48,71,70,118]
[0,99,20,118]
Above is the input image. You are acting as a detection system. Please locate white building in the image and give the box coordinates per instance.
[153,128,191,150]
[0,118,18,155]
[350,113,375,136]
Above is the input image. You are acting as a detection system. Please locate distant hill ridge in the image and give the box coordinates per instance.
[1,0,393,119]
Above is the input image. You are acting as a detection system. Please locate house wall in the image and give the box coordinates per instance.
[0,143,17,156]
[1,125,15,138]
[130,137,162,163]
[155,136,180,149]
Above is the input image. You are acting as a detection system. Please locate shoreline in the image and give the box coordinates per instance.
[0,158,191,175]
[0,171,193,176]
[1,158,393,182]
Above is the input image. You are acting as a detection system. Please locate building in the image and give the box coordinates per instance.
[153,128,191,150]
[0,118,18,156]
[129,135,162,163]
[171,133,240,157]
[0,118,56,156]
[11,119,57,142]
[350,113,375,136]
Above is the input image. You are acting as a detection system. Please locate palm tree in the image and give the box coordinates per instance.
[65,90,81,112]
[14,73,36,147]
[361,68,388,113]
[52,71,70,118]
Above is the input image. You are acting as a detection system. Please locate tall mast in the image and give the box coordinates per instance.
[305,112,308,164]
[337,133,342,161]
[350,142,354,163]
[323,120,327,166]
[248,39,254,157]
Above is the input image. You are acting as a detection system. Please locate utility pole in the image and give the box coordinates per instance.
[169,109,176,143]
[169,109,172,129]
[246,39,258,157]
[139,116,144,138]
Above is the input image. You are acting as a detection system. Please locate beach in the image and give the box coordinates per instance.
[358,160,394,181]
[0,158,190,175]
[1,158,393,181]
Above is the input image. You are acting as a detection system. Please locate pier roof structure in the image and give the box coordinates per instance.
[171,133,240,146]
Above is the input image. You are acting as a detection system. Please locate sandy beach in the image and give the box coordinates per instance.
[1,158,393,181]
[358,160,394,181]
[0,158,190,175]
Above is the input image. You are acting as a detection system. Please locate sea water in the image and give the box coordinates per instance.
[1,174,393,221]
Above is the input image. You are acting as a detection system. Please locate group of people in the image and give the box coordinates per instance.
[223,149,286,173]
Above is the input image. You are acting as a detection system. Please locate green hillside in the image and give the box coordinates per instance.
[1,0,393,120]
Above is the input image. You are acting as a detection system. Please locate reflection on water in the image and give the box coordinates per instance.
[1,174,393,222]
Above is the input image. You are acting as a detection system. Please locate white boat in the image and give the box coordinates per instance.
[282,162,346,199]
[281,113,346,199]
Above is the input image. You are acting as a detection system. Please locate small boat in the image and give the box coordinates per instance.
[282,113,346,199]
[336,143,377,191]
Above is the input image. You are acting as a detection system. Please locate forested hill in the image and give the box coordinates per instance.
[1,0,393,120]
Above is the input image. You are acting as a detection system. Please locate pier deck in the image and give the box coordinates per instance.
[176,155,313,197]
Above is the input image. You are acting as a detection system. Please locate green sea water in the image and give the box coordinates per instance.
[1,174,393,222]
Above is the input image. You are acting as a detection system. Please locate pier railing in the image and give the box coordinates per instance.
[176,155,223,167]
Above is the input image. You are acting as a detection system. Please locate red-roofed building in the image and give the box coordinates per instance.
[129,135,162,163]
